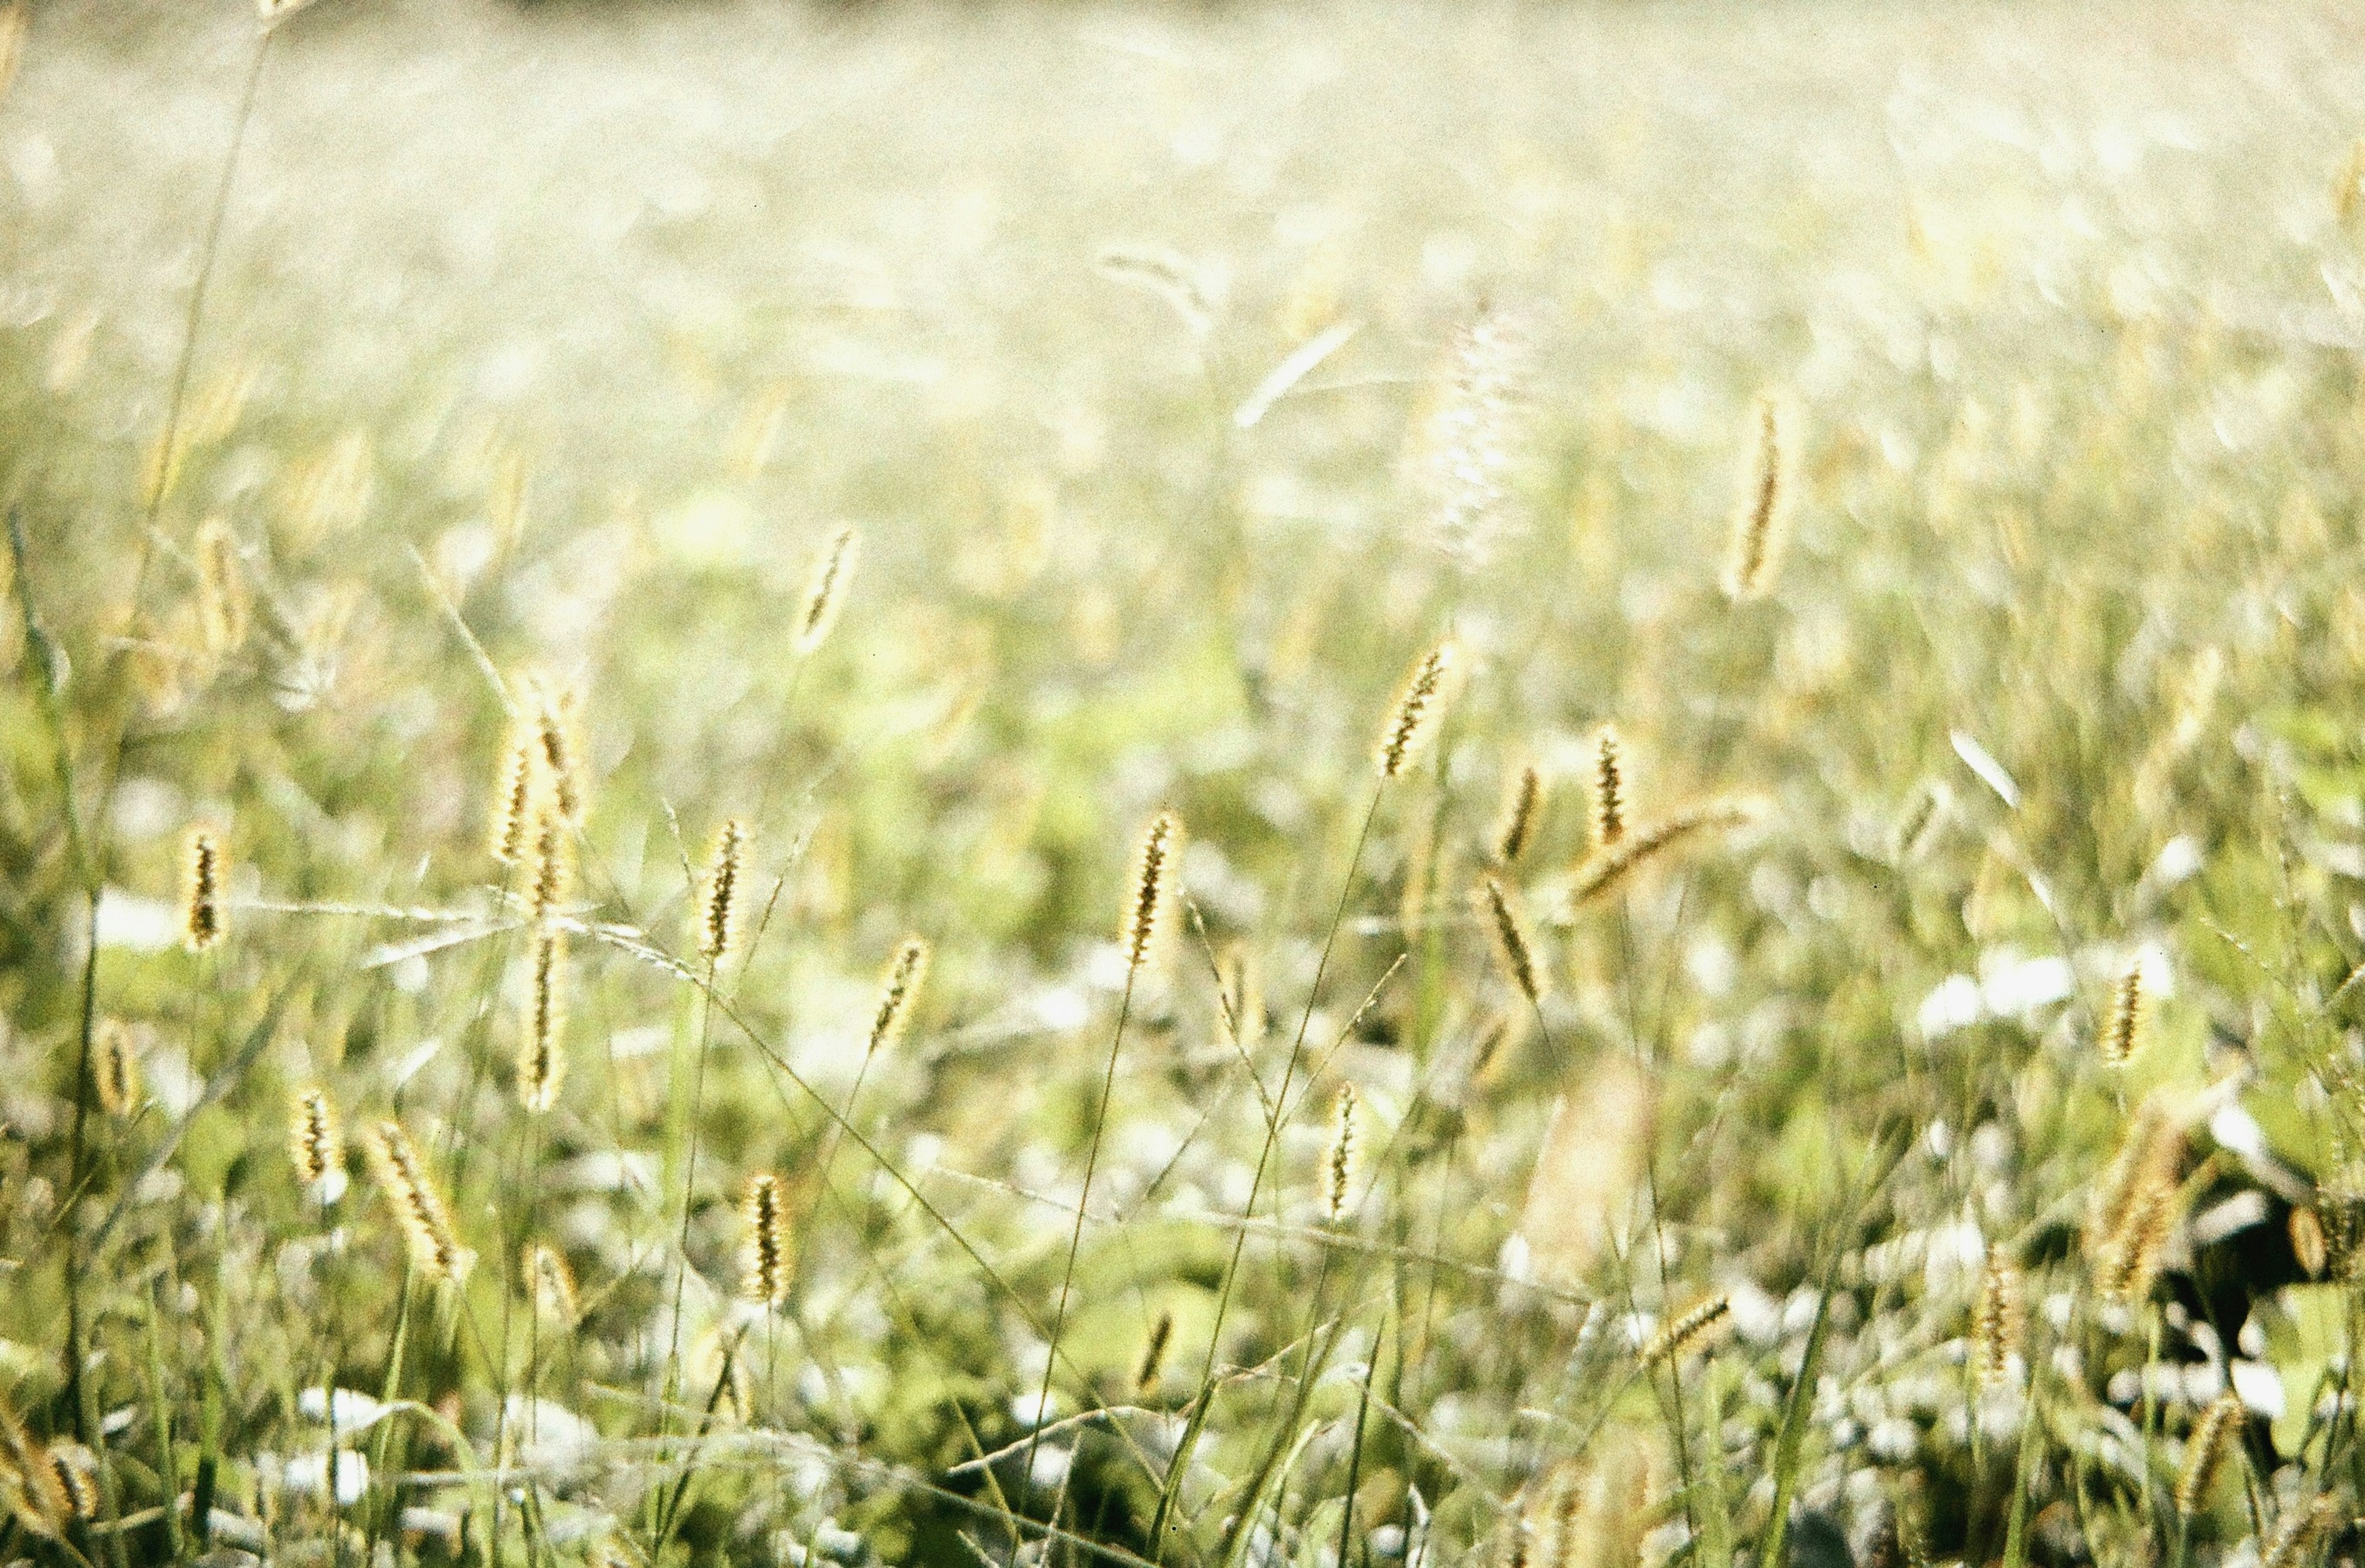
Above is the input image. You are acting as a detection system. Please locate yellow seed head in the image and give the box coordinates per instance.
[529,682,584,822]
[1569,798,1766,905]
[94,1020,141,1120]
[1592,726,1626,847]
[1478,873,1545,1005]
[742,1172,790,1307]
[795,527,860,657]
[0,1400,65,1535]
[1125,810,1182,974]
[1495,763,1544,865]
[2103,960,2146,1065]
[1136,1309,1175,1394]
[867,938,929,1056]
[182,826,224,952]
[1377,639,1457,780]
[1324,1083,1359,1225]
[523,1241,580,1327]
[1971,1243,2024,1389]
[290,1087,341,1190]
[699,818,749,963]
[527,806,572,927]
[2176,1393,2244,1516]
[1722,392,1795,602]
[1641,1295,1731,1372]
[2262,1497,2341,1568]
[518,931,564,1114]
[193,517,249,656]
[2291,1206,2329,1279]
[45,1444,94,1521]
[491,727,540,867]
[367,1119,468,1283]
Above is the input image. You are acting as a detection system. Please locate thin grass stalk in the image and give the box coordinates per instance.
[1149,786,1386,1559]
[1017,963,1145,1535]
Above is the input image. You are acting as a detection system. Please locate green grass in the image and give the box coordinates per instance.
[7,1,2365,1565]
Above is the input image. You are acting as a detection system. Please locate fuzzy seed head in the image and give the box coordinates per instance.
[182,826,224,952]
[1569,797,1766,905]
[193,517,249,656]
[1592,726,1626,848]
[1495,764,1544,865]
[518,931,565,1113]
[2103,960,2146,1065]
[1125,810,1182,973]
[867,937,929,1056]
[1722,392,1795,603]
[45,1444,94,1521]
[491,727,540,867]
[1971,1243,2024,1389]
[1324,1083,1359,1225]
[1377,639,1457,780]
[1641,1295,1731,1372]
[2291,1206,2329,1279]
[2177,1392,2244,1516]
[529,683,584,822]
[523,1241,580,1327]
[2262,1497,2341,1568]
[367,1119,468,1283]
[742,1173,790,1307]
[1478,873,1545,1005]
[0,1398,61,1537]
[795,527,860,657]
[94,1019,141,1120]
[699,818,749,964]
[526,804,573,928]
[290,1087,341,1191]
[1136,1309,1175,1394]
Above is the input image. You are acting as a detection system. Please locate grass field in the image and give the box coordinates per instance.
[8,1,2365,1564]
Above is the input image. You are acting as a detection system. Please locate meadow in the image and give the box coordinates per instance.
[6,1,2365,1564]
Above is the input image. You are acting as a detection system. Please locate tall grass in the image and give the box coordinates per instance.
[6,3,2365,1567]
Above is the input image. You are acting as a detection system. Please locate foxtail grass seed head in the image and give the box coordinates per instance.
[1971,1243,2023,1388]
[491,726,540,867]
[2262,1497,2342,1568]
[1136,1309,1175,1394]
[524,1241,580,1327]
[528,806,572,926]
[1478,873,1545,1005]
[2292,1206,2329,1279]
[94,1020,140,1120]
[1592,725,1626,847]
[1416,307,1529,568]
[529,682,583,822]
[1892,781,1948,863]
[2103,960,2146,1065]
[795,527,860,657]
[518,931,564,1113]
[867,937,929,1056]
[1125,809,1182,974]
[1721,392,1794,602]
[182,826,224,952]
[1219,943,1263,1047]
[1377,638,1457,780]
[742,1173,790,1307]
[368,1120,467,1283]
[1640,1295,1731,1371]
[1324,1083,1360,1225]
[290,1087,342,1195]
[700,818,749,964]
[1495,763,1544,865]
[44,1445,94,1522]
[2177,1393,2244,1516]
[1569,797,1766,905]
[193,517,249,655]
[0,1400,65,1536]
